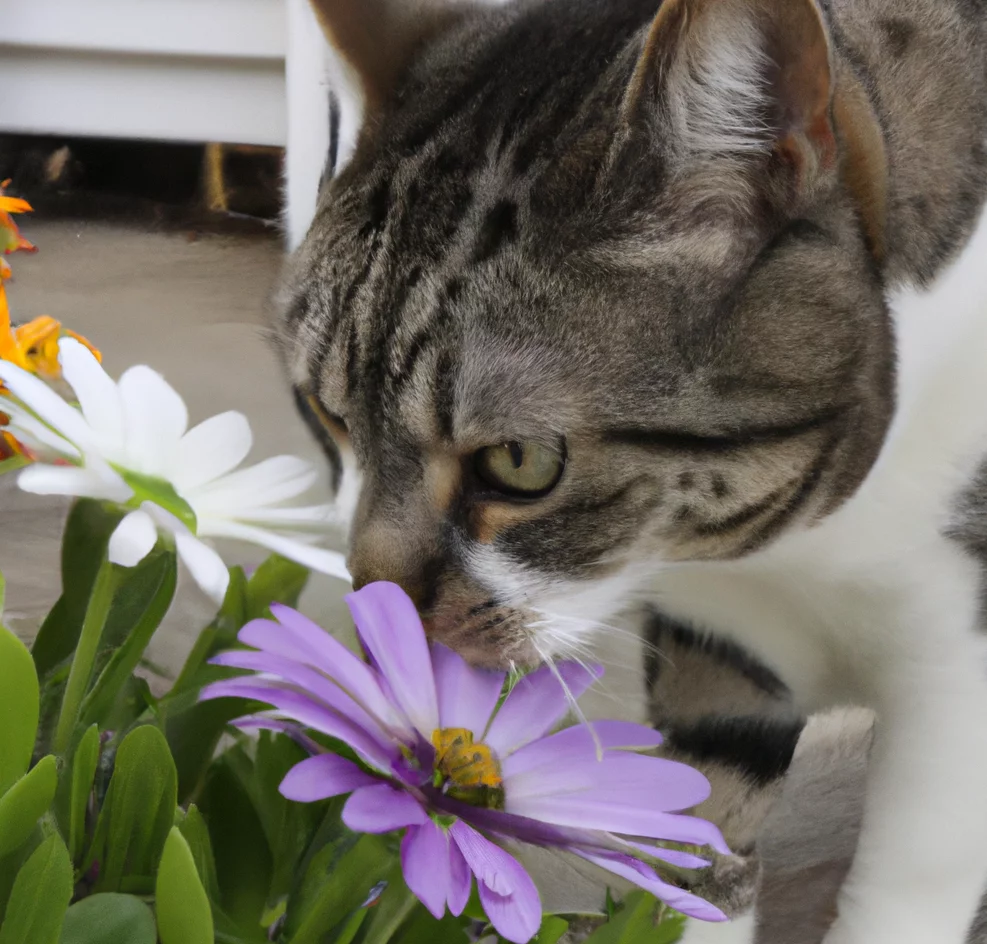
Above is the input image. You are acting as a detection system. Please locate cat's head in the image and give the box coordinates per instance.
[278,0,895,667]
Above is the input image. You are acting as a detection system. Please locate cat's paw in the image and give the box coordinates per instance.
[678,914,756,944]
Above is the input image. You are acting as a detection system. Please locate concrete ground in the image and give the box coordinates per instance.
[0,219,872,942]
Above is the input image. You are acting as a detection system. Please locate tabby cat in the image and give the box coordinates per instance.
[276,0,987,940]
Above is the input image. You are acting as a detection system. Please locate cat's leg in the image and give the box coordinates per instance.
[679,914,757,944]
[821,611,987,944]
[645,613,802,924]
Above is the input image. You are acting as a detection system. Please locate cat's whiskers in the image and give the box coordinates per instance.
[531,607,676,669]
[531,637,604,762]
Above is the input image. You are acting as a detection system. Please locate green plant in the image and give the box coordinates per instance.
[0,500,689,944]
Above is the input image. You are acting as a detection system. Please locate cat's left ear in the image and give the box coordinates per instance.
[624,0,837,204]
[309,0,469,112]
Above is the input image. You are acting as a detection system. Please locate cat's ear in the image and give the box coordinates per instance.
[308,0,466,111]
[624,0,837,200]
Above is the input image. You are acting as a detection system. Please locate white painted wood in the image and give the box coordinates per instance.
[0,48,287,146]
[2,0,285,60]
[284,0,330,249]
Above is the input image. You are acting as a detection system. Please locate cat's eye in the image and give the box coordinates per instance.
[473,441,565,498]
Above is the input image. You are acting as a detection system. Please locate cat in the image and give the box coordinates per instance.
[275,0,987,940]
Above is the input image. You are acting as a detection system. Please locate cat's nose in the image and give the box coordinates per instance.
[350,568,432,609]
[348,526,437,610]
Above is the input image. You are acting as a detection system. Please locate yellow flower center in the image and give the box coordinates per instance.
[431,727,504,809]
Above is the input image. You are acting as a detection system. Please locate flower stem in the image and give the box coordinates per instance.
[53,556,118,754]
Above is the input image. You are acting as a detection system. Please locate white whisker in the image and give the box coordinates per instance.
[532,638,604,762]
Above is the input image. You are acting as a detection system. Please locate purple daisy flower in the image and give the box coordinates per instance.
[201,582,730,943]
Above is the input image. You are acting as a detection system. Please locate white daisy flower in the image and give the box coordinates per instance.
[0,337,350,603]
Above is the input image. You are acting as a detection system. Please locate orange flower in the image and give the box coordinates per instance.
[1,288,100,378]
[0,181,100,390]
[0,180,37,258]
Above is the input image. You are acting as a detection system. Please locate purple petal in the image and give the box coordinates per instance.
[342,783,427,833]
[484,662,602,758]
[346,583,439,736]
[621,840,711,870]
[480,877,542,944]
[210,649,390,743]
[401,822,451,919]
[279,754,380,802]
[241,607,404,731]
[573,850,729,922]
[432,644,505,736]
[451,823,541,944]
[502,793,731,855]
[502,721,664,779]
[436,795,621,854]
[200,679,398,773]
[447,822,533,897]
[230,716,323,754]
[505,752,711,812]
[447,836,472,916]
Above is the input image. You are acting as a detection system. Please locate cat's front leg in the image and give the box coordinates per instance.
[821,632,987,944]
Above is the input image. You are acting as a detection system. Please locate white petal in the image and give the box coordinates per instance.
[2,403,80,459]
[217,503,337,530]
[175,532,230,604]
[118,365,188,475]
[108,510,158,567]
[140,500,192,535]
[18,464,131,501]
[58,338,124,450]
[189,455,318,514]
[0,359,96,450]
[171,411,252,492]
[197,519,351,581]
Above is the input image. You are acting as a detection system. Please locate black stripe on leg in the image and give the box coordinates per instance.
[665,715,804,787]
[645,610,790,700]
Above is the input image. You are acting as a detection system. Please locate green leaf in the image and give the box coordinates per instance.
[200,758,273,934]
[353,861,418,943]
[66,725,100,863]
[59,893,156,944]
[285,833,394,944]
[582,892,686,944]
[156,827,214,944]
[86,725,177,892]
[178,804,220,901]
[171,566,248,694]
[533,916,570,944]
[387,906,470,944]
[161,567,253,802]
[0,756,57,858]
[165,694,258,806]
[236,732,322,909]
[0,833,72,944]
[0,829,42,927]
[79,549,176,726]
[245,554,309,620]
[0,625,39,796]
[32,500,124,677]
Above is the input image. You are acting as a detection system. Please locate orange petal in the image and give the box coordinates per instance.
[0,197,33,215]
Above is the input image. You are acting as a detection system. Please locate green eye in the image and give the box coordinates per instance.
[474,441,565,497]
